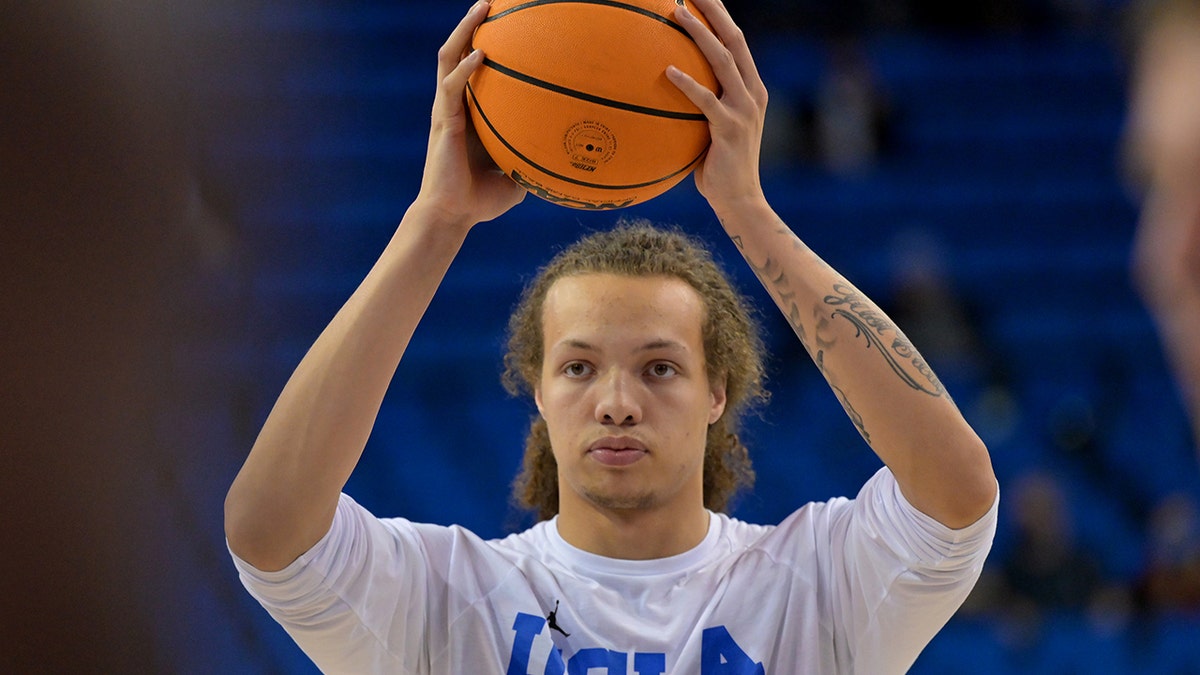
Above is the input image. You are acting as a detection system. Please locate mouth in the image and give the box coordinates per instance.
[587,437,649,467]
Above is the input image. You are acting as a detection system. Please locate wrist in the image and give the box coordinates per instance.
[404,197,477,242]
[388,201,476,264]
[710,195,776,233]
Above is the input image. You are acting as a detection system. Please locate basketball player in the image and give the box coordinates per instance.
[225,0,999,672]
[1126,0,1200,456]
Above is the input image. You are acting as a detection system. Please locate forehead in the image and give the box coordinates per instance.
[541,273,706,343]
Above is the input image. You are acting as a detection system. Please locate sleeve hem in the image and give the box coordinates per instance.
[227,493,353,584]
[882,468,999,545]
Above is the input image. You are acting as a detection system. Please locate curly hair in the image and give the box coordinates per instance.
[502,219,768,520]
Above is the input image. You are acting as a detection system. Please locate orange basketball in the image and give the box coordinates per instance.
[467,0,719,210]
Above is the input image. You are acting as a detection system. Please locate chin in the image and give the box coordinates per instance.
[580,486,660,512]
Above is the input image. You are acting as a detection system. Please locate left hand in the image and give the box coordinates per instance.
[666,0,769,215]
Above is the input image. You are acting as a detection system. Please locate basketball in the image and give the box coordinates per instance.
[466,0,719,210]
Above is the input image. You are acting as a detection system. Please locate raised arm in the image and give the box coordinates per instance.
[224,1,524,571]
[669,0,995,528]
[1128,10,1200,456]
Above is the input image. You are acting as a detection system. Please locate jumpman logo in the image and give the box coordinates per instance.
[546,600,571,638]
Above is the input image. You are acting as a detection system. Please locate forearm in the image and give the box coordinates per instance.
[1154,299,1200,447]
[717,199,996,528]
[225,204,471,570]
[1135,194,1200,450]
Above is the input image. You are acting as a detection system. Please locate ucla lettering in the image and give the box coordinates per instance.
[700,627,765,675]
[567,648,625,674]
[506,612,760,674]
[633,652,666,675]
[506,612,567,675]
[507,613,549,675]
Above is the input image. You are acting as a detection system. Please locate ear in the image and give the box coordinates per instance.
[708,373,728,425]
[534,385,545,417]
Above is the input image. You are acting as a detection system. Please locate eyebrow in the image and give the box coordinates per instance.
[556,338,690,354]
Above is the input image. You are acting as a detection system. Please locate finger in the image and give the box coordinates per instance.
[434,48,485,118]
[678,0,767,106]
[437,1,490,81]
[673,4,742,101]
[665,64,723,121]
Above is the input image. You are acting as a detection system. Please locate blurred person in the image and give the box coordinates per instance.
[999,472,1104,612]
[884,228,994,386]
[812,37,894,176]
[1135,491,1200,613]
[224,1,999,673]
[1125,0,1200,457]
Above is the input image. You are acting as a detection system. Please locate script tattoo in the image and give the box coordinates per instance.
[733,230,870,441]
[823,282,946,397]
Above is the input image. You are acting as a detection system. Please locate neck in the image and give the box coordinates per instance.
[554,499,711,560]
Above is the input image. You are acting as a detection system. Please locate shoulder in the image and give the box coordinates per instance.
[488,518,556,552]
[713,489,854,559]
[378,510,556,576]
[233,494,534,586]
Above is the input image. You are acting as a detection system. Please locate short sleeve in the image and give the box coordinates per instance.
[229,494,431,675]
[837,467,998,674]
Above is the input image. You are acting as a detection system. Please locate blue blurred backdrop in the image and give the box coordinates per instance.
[5,0,1199,672]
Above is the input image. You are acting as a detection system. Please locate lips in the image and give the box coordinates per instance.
[587,437,649,467]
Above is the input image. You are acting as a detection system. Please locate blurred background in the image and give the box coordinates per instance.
[3,0,1199,672]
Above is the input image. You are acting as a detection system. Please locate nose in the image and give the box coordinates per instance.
[594,367,642,426]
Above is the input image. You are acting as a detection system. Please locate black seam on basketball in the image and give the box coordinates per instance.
[482,57,706,121]
[467,82,707,191]
[483,0,691,41]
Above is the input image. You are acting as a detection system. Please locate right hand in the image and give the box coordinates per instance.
[666,0,770,219]
[414,1,525,230]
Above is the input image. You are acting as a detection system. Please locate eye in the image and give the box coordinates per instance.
[647,362,678,378]
[563,362,593,378]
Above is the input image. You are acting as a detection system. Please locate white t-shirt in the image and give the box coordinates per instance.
[232,467,997,675]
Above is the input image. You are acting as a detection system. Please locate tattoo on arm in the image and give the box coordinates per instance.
[817,349,870,443]
[731,230,812,353]
[811,303,871,440]
[823,282,946,397]
[732,228,871,441]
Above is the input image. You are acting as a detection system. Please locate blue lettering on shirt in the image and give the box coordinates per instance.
[506,612,762,674]
[567,647,626,674]
[507,613,548,675]
[633,652,666,675]
[700,626,765,674]
[507,613,566,675]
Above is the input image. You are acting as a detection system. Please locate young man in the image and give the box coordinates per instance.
[224,0,999,672]
[1126,0,1200,456]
